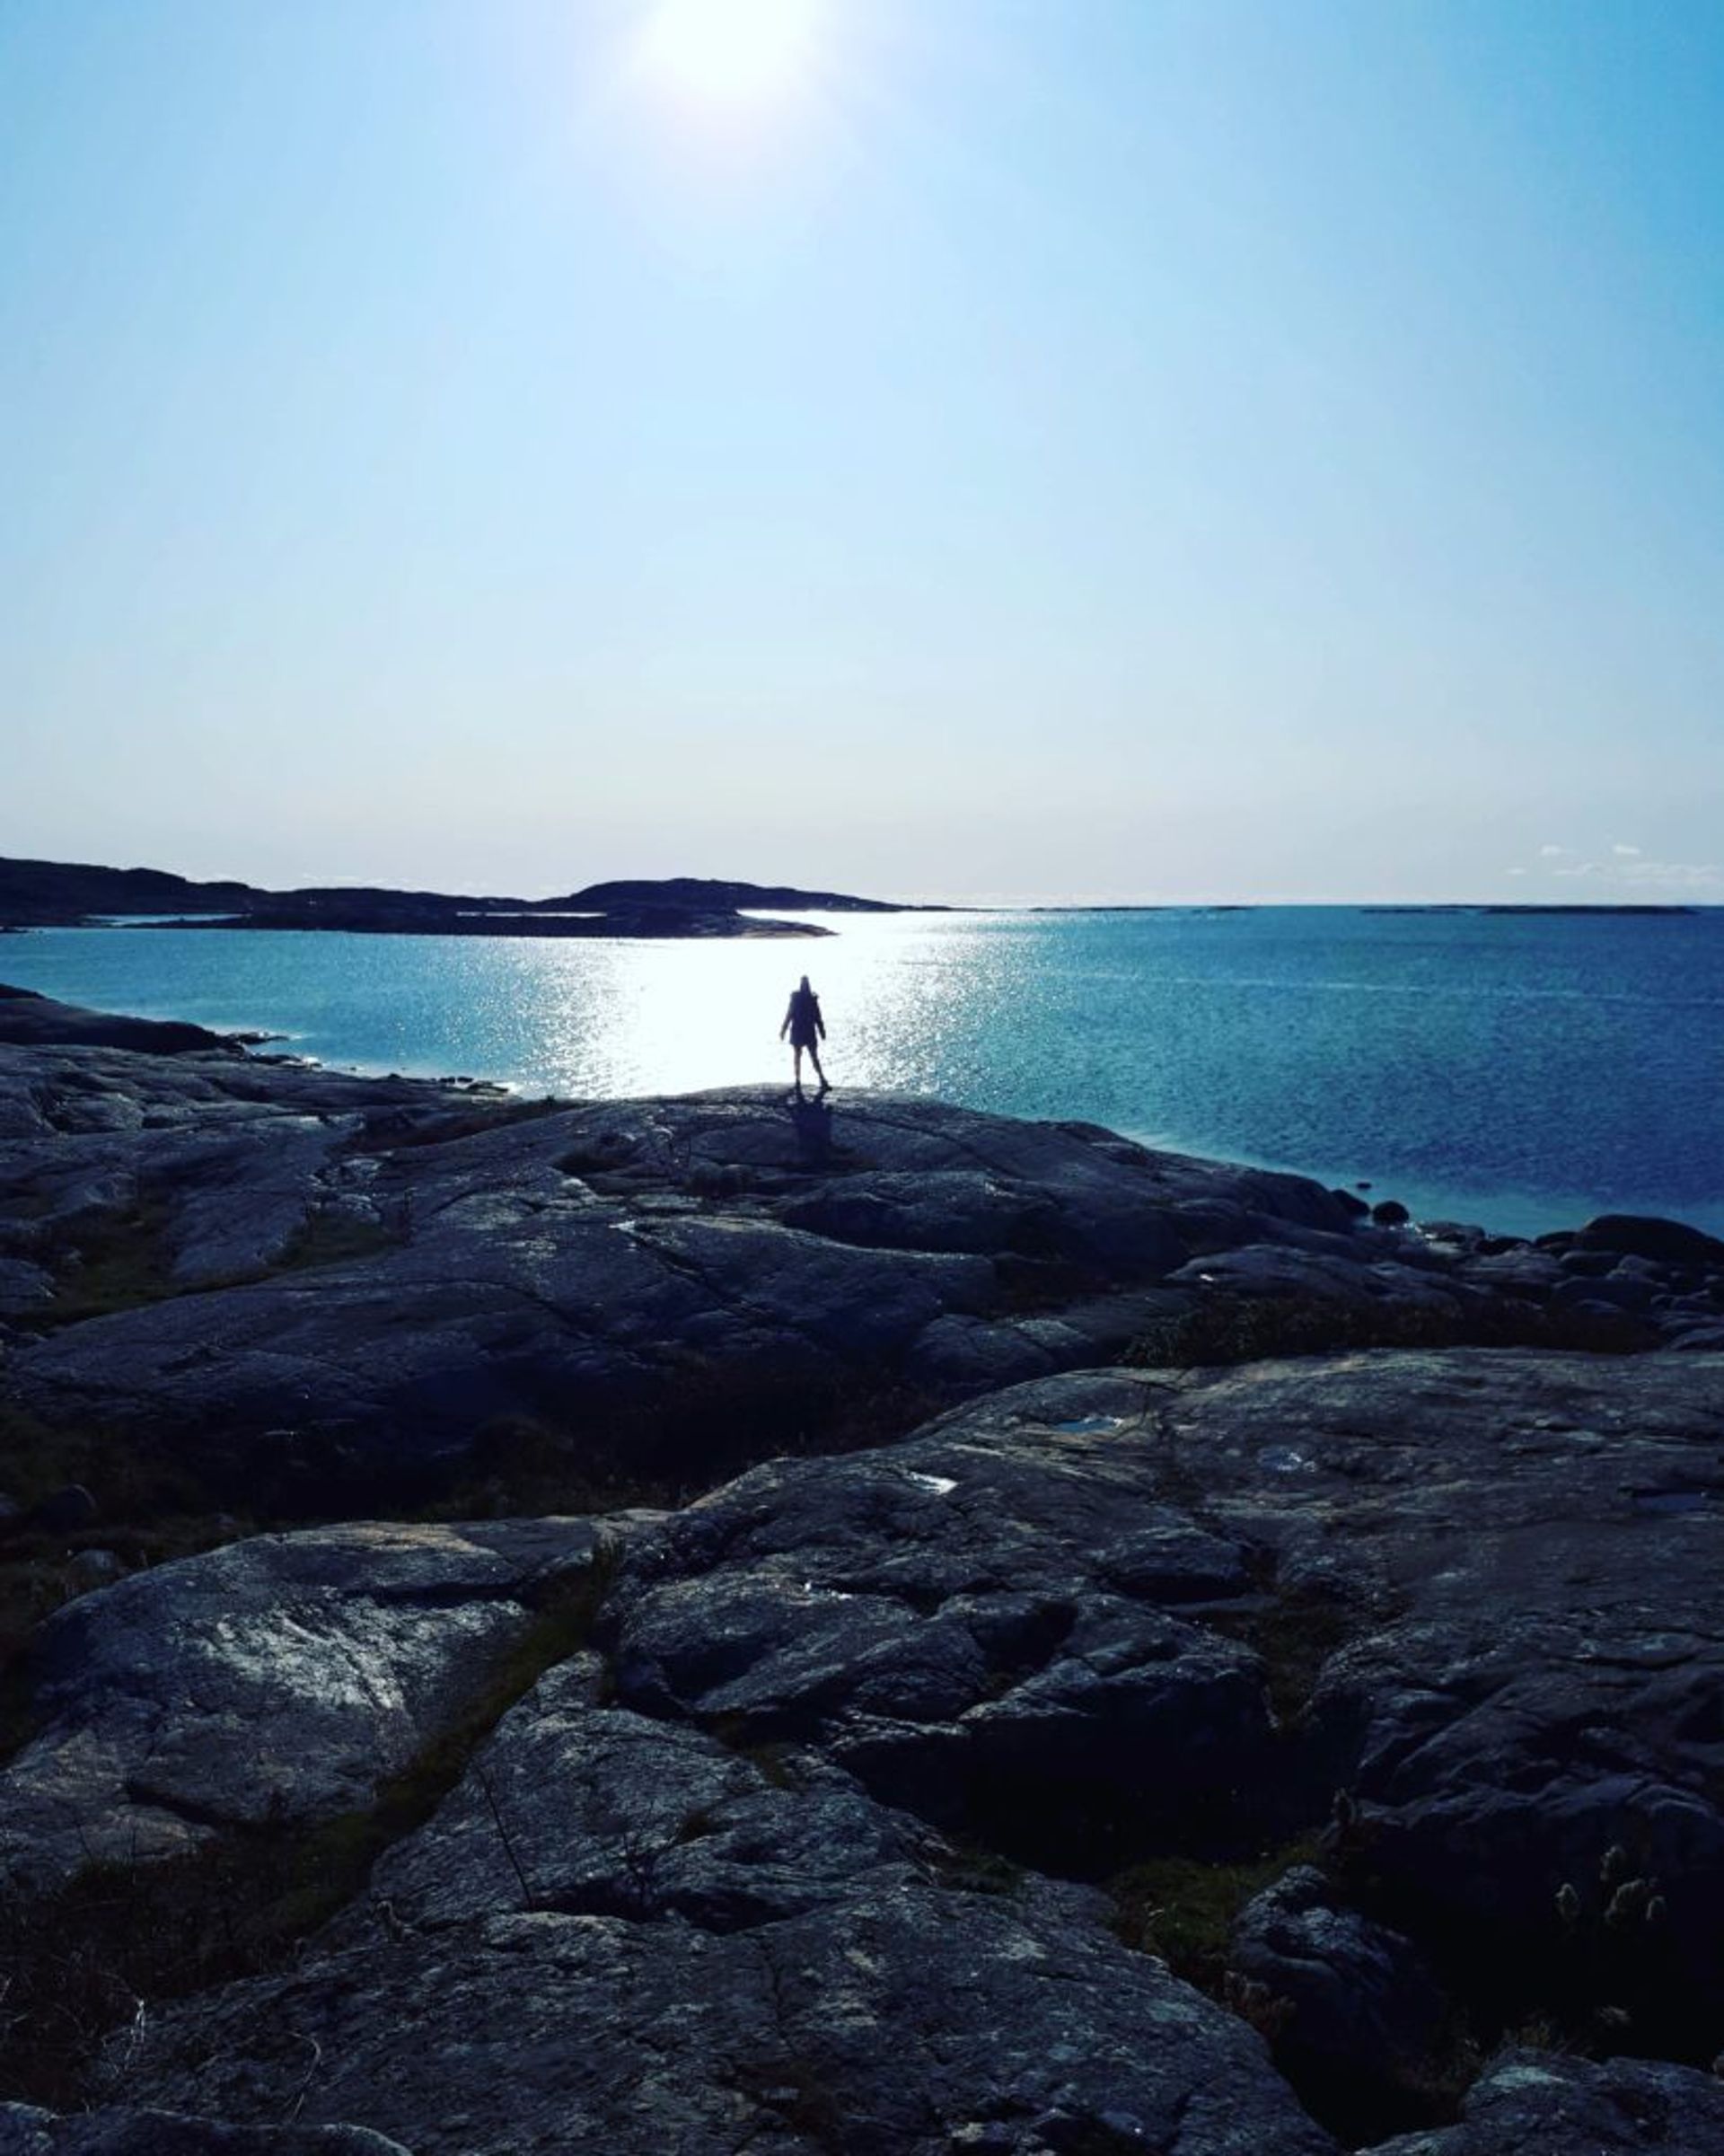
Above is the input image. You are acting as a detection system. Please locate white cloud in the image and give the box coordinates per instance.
[1538,843,1570,858]
[1551,856,1722,893]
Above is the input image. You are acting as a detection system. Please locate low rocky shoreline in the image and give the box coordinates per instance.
[2,987,1723,2154]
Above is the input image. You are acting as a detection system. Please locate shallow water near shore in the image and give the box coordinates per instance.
[5,906,1722,1237]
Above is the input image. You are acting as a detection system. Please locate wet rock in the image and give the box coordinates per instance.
[1552,1271,1656,1313]
[1454,1248,1564,1298]
[1371,1201,1411,1227]
[1419,1222,1487,1253]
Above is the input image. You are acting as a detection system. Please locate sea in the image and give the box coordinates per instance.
[4,907,1721,1240]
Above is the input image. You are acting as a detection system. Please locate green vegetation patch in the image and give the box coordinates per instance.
[275,1207,402,1272]
[35,1202,177,1325]
[1128,1290,1655,1368]
[1109,1835,1320,1992]
[1209,1585,1365,1727]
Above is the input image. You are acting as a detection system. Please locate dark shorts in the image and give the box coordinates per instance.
[790,1025,819,1049]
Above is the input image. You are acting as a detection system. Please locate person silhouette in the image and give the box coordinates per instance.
[779,975,828,1095]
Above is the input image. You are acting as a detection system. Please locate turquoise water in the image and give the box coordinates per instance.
[4,908,1722,1238]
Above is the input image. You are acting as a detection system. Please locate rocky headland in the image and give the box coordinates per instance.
[0,859,934,939]
[3,987,1723,2153]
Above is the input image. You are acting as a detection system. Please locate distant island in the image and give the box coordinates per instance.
[1362,902,1700,917]
[0,858,948,939]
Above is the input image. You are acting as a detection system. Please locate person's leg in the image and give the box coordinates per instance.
[791,1044,805,1091]
[810,1043,827,1090]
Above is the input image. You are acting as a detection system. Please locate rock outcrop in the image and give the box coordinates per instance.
[5,1009,1724,2151]
[8,1019,1719,1509]
[4,1350,1723,2149]
[0,988,242,1059]
[0,1027,1360,1493]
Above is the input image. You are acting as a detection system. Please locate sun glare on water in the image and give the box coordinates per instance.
[639,0,826,110]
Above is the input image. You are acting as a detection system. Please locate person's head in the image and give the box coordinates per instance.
[799,976,812,991]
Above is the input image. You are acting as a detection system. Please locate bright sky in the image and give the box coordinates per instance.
[3,1,1720,903]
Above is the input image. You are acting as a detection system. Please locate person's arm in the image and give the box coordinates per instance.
[814,999,826,1040]
[779,1000,791,1041]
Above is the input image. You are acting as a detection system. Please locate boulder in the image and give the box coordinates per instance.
[1230,1864,1448,2138]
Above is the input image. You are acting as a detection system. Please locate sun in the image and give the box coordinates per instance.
[639,0,825,110]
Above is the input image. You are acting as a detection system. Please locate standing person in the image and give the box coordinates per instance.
[779,975,828,1095]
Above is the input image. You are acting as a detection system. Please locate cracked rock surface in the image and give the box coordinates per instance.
[6,1008,1724,2153]
[113,1668,1336,2156]
[9,1349,1723,2151]
[0,1519,614,1889]
[1,1028,1360,1486]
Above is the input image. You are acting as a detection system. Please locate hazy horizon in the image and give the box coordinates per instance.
[9,842,1724,914]
[5,3,1721,905]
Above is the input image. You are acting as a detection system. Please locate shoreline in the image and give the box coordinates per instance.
[4,957,1722,1243]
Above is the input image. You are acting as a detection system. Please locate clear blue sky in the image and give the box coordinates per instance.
[3,1,1720,902]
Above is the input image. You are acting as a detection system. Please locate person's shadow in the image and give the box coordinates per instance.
[786,1088,834,1166]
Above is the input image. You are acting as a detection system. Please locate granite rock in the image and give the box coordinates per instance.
[0,1518,613,1889]
[1359,2050,1724,2156]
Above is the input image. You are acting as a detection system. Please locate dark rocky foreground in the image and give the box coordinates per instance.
[4,992,1724,2152]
